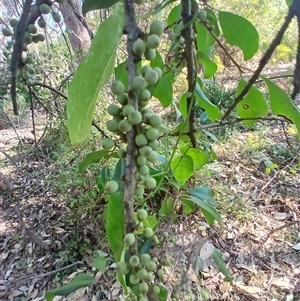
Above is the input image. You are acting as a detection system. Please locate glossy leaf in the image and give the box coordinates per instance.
[171,155,194,184]
[167,4,181,27]
[195,22,215,57]
[205,8,220,37]
[106,192,124,261]
[45,274,95,301]
[112,158,126,181]
[93,256,107,271]
[152,74,173,108]
[78,150,110,172]
[199,51,217,79]
[188,186,216,206]
[68,4,124,145]
[157,284,168,300]
[236,79,268,127]
[213,249,234,281]
[82,0,119,16]
[263,77,300,138]
[179,93,188,119]
[114,60,128,84]
[98,165,111,190]
[219,11,258,60]
[195,82,222,121]
[186,148,209,170]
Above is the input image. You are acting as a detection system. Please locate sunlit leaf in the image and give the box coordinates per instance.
[171,155,194,184]
[153,74,173,108]
[236,79,268,127]
[219,11,259,60]
[106,192,124,261]
[157,284,168,300]
[98,165,111,190]
[213,249,234,281]
[78,150,110,172]
[82,0,119,16]
[93,256,107,271]
[68,4,124,145]
[199,51,217,78]
[112,158,126,181]
[186,148,209,170]
[115,60,128,84]
[195,22,215,57]
[263,77,300,138]
[45,274,95,301]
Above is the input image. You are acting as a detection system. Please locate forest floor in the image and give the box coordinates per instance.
[0,108,300,301]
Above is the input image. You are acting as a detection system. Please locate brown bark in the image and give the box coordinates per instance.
[58,0,91,61]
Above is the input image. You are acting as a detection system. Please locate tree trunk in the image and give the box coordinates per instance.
[58,0,91,61]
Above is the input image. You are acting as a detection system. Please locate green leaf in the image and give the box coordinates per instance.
[78,150,110,172]
[236,79,268,127]
[195,22,215,57]
[45,274,95,301]
[186,148,209,170]
[179,93,187,119]
[159,198,174,216]
[219,11,259,61]
[115,60,128,84]
[171,155,194,184]
[67,4,124,145]
[93,256,107,271]
[213,249,234,281]
[157,284,168,300]
[188,186,216,206]
[152,74,173,108]
[205,8,220,37]
[190,196,221,225]
[106,192,124,261]
[167,4,181,27]
[181,198,196,214]
[263,77,300,138]
[98,165,111,190]
[112,158,126,181]
[286,0,292,6]
[82,0,119,16]
[195,82,222,121]
[199,51,217,79]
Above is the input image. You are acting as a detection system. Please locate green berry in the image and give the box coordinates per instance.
[144,70,159,85]
[102,138,115,149]
[169,32,176,41]
[136,155,147,165]
[16,82,23,89]
[139,146,153,158]
[132,76,147,91]
[52,12,61,23]
[111,81,125,95]
[122,104,135,117]
[163,231,169,238]
[134,185,145,198]
[146,260,156,271]
[134,0,144,4]
[133,39,146,56]
[164,259,172,266]
[36,33,45,42]
[129,255,140,267]
[157,269,164,278]
[2,28,12,37]
[118,119,132,132]
[140,254,151,267]
[153,67,163,78]
[25,55,34,64]
[143,227,154,238]
[26,66,35,74]
[105,180,118,193]
[146,128,159,141]
[150,20,164,36]
[139,282,149,294]
[22,85,29,93]
[147,151,157,163]
[136,268,147,280]
[106,119,119,132]
[124,233,135,245]
[144,47,156,61]
[139,89,151,102]
[147,34,160,49]
[129,274,139,285]
[27,24,37,34]
[116,261,128,274]
[143,177,156,189]
[23,71,30,80]
[128,110,142,125]
[152,285,160,295]
[9,18,18,28]
[107,104,121,116]
[137,209,148,221]
[26,79,33,86]
[138,165,149,176]
[24,32,33,43]
[135,134,148,147]
[198,9,207,21]
[117,148,127,158]
[148,140,160,151]
[141,65,152,77]
[40,4,51,14]
[148,114,162,128]
[117,93,128,105]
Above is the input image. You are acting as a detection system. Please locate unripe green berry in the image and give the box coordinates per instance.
[135,134,148,147]
[144,48,156,61]
[52,12,61,23]
[118,119,132,132]
[26,65,34,75]
[128,110,142,125]
[22,85,29,93]
[148,140,160,151]
[148,115,162,128]
[102,138,115,149]
[132,76,147,91]
[139,297,147,301]
[139,89,151,102]
[25,55,34,64]
[27,24,37,34]
[137,209,148,221]
[169,32,176,41]
[122,104,135,117]
[117,148,127,158]
[144,70,159,85]
[136,268,147,280]
[164,259,172,266]
[24,32,33,43]
[40,4,51,14]
[116,261,128,274]
[23,71,30,80]
[36,33,45,42]
[105,180,118,193]
[139,282,149,294]
[129,255,140,267]
[134,185,145,198]
[16,82,23,89]
[129,274,139,285]
[138,165,149,176]
[163,231,169,238]
[147,151,157,163]
[157,269,164,278]
[136,155,147,165]
[26,79,33,86]
[146,260,156,271]
[143,227,154,238]
[143,177,156,189]
[107,104,121,116]
[141,65,152,77]
[133,39,146,56]
[152,285,160,295]
[147,34,160,49]
[150,20,164,36]
[139,146,153,158]
[9,18,18,28]
[111,81,125,95]
[145,128,159,141]
[117,93,128,105]
[2,27,13,37]
[124,233,135,246]
[106,119,119,132]
[140,254,151,267]
[153,67,163,78]
[198,9,207,21]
